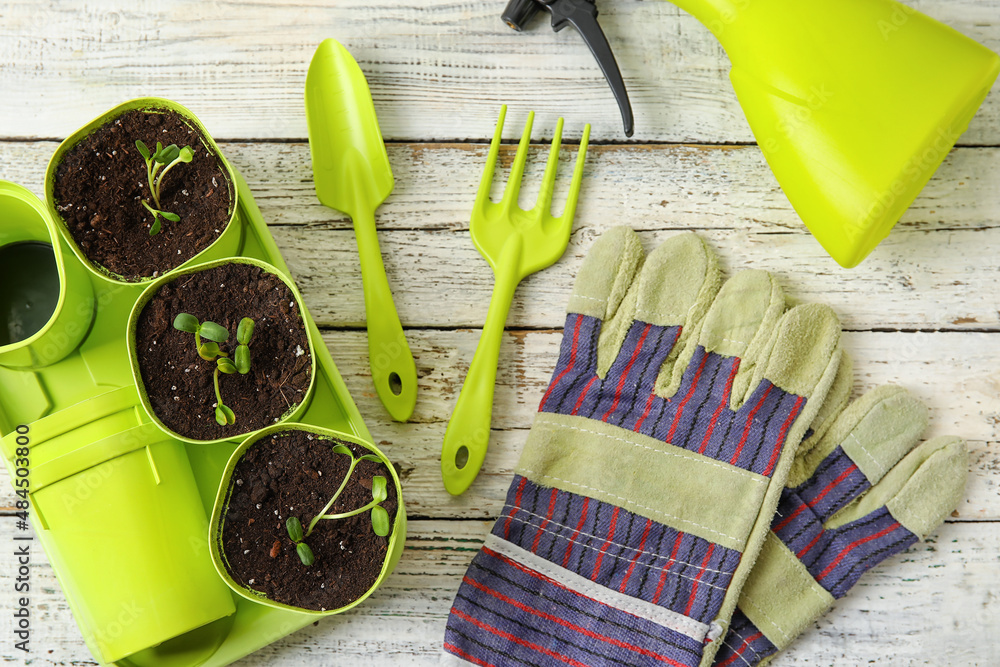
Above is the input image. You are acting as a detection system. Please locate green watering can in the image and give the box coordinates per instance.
[505,0,1000,267]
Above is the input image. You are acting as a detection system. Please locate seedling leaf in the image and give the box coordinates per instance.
[215,404,235,426]
[332,444,353,457]
[235,345,251,374]
[286,516,304,543]
[359,454,380,463]
[198,342,221,360]
[217,357,237,374]
[237,317,255,345]
[149,218,162,236]
[296,542,315,566]
[162,144,180,163]
[371,475,388,503]
[161,211,180,222]
[173,313,200,333]
[135,140,150,161]
[371,506,390,537]
[199,321,229,343]
[179,146,194,162]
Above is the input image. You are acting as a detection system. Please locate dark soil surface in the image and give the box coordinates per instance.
[219,429,399,611]
[53,107,233,281]
[135,263,312,441]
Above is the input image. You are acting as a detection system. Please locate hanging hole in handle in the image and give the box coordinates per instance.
[388,372,403,396]
[455,446,469,470]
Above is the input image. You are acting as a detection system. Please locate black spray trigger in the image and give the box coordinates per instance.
[502,0,634,137]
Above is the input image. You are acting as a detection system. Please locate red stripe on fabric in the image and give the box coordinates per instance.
[619,518,653,593]
[715,632,764,667]
[817,522,901,581]
[601,324,653,422]
[729,384,772,466]
[653,532,685,603]
[462,576,690,667]
[531,487,559,553]
[806,462,858,509]
[683,544,715,617]
[443,641,497,667]
[570,376,599,416]
[540,314,583,411]
[633,390,658,432]
[762,395,805,476]
[562,497,590,568]
[773,503,807,533]
[633,327,681,432]
[665,351,710,443]
[795,531,824,559]
[450,607,591,667]
[590,507,621,580]
[698,358,740,454]
[504,477,528,539]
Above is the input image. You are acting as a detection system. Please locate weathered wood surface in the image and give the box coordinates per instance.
[0,0,998,144]
[1,0,998,664]
[1,141,998,330]
[2,517,997,666]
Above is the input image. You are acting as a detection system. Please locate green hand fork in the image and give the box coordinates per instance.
[441,106,590,495]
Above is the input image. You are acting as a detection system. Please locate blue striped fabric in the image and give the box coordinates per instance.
[446,546,706,667]
[712,611,778,667]
[539,314,805,476]
[498,476,741,625]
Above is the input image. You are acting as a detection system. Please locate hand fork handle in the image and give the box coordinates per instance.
[441,239,522,495]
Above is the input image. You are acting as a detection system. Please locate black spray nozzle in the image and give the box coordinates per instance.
[502,0,634,137]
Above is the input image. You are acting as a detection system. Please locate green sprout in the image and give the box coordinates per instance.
[285,445,391,566]
[136,140,193,235]
[172,314,255,426]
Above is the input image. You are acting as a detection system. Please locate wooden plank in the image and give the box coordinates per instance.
[0,330,995,519]
[1,141,998,330]
[4,516,996,665]
[0,1,998,144]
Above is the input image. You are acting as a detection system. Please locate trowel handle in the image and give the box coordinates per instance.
[352,208,417,422]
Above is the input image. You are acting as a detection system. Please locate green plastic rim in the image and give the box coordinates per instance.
[0,180,96,369]
[126,256,318,446]
[44,97,243,284]
[208,422,408,615]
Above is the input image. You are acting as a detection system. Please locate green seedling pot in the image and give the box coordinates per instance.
[127,257,318,446]
[0,181,95,369]
[8,415,236,663]
[0,166,381,665]
[44,97,245,284]
[209,422,407,615]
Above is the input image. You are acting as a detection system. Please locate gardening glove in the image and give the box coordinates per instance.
[712,382,967,667]
[443,227,844,667]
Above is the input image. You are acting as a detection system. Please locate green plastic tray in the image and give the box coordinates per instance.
[0,170,380,666]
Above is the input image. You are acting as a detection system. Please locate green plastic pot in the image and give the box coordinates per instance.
[0,181,95,369]
[44,97,245,284]
[2,402,236,663]
[126,257,318,446]
[208,423,407,615]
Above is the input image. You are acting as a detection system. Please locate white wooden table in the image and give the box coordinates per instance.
[1,1,998,664]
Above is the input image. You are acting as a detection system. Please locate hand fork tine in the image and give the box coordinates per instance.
[500,111,535,211]
[475,105,506,210]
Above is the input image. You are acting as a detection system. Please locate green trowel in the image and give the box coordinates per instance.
[305,38,417,422]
